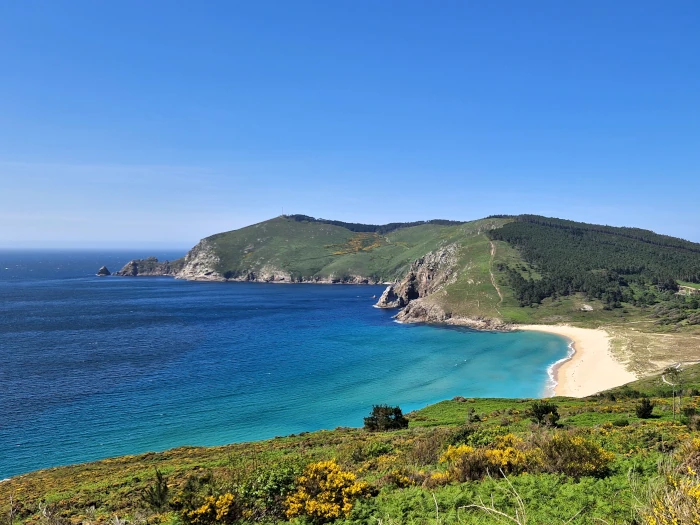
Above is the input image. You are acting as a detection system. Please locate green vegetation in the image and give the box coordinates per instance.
[489,215,700,310]
[363,405,409,432]
[7,366,700,524]
[202,216,508,283]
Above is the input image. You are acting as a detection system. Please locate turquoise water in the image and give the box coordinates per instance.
[0,251,569,478]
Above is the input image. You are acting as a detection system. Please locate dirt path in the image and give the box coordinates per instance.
[489,240,504,310]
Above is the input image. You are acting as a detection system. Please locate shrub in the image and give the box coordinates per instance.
[185,493,244,525]
[439,445,490,482]
[379,468,427,488]
[403,434,444,466]
[539,432,614,478]
[350,441,393,462]
[238,464,299,521]
[636,398,655,419]
[612,418,630,427]
[284,460,372,523]
[141,468,169,512]
[641,456,700,525]
[678,438,700,475]
[530,401,560,426]
[439,436,531,481]
[364,405,409,432]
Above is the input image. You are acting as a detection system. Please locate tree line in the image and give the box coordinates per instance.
[489,216,700,307]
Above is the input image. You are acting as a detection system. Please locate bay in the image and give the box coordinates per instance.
[0,251,568,478]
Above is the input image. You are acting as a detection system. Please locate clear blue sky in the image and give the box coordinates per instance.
[1,1,699,248]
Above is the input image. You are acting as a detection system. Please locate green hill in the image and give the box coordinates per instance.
[116,214,700,335]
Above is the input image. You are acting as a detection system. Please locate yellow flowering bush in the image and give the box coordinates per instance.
[440,445,475,464]
[185,493,243,525]
[645,474,700,524]
[284,460,371,523]
[539,433,614,478]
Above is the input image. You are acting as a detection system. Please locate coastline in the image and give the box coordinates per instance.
[517,325,637,398]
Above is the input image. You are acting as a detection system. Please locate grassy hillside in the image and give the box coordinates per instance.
[204,216,510,282]
[6,366,700,524]
[176,214,700,334]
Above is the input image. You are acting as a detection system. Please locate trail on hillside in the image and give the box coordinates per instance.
[489,240,504,312]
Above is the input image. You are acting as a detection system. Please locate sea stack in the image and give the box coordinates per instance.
[97,266,111,276]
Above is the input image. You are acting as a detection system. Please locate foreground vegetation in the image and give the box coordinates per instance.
[6,366,700,524]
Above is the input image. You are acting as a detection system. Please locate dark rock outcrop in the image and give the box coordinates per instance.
[375,244,459,308]
[96,266,111,276]
[376,285,404,308]
[394,299,510,330]
[114,257,175,277]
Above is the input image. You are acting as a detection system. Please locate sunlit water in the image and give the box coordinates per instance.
[0,251,569,478]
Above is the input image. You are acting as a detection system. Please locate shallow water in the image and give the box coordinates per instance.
[0,251,569,478]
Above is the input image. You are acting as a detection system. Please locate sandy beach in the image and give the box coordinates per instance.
[517,325,637,398]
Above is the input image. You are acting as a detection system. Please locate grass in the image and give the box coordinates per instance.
[198,217,512,282]
[6,365,700,524]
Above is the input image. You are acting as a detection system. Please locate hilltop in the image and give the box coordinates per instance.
[116,214,700,331]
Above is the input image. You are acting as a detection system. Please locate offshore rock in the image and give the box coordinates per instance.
[96,266,111,276]
[114,257,175,277]
[375,285,404,308]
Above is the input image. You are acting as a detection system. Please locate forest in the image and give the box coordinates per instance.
[489,215,700,308]
[286,215,463,234]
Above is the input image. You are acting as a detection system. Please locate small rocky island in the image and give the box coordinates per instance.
[96,266,111,276]
[113,257,177,277]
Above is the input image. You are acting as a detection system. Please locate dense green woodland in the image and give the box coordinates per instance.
[286,215,463,235]
[489,215,700,310]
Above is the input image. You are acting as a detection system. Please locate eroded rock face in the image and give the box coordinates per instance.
[114,257,174,277]
[375,243,459,309]
[96,266,111,276]
[395,298,511,330]
[376,285,404,308]
[177,240,224,281]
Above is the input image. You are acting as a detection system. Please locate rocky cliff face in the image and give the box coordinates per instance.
[374,242,508,329]
[114,257,177,277]
[375,243,459,309]
[395,299,510,330]
[176,240,224,281]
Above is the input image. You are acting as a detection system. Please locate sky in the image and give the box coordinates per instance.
[1,1,699,248]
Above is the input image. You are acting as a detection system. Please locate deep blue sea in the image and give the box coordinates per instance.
[0,251,569,479]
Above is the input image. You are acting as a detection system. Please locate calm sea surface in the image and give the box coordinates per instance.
[0,251,569,478]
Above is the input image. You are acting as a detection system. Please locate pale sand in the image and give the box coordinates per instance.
[517,325,637,398]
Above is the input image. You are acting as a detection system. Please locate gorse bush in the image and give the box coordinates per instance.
[185,493,245,525]
[437,431,614,482]
[439,434,532,481]
[364,405,409,432]
[538,432,614,479]
[284,460,372,523]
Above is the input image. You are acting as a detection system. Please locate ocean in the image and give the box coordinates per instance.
[0,251,569,479]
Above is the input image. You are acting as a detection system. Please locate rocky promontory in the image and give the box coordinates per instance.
[114,257,179,277]
[375,243,459,309]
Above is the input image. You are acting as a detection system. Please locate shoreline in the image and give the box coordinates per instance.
[517,325,637,398]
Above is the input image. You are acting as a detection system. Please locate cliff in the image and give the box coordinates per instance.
[114,257,181,277]
[375,243,459,308]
